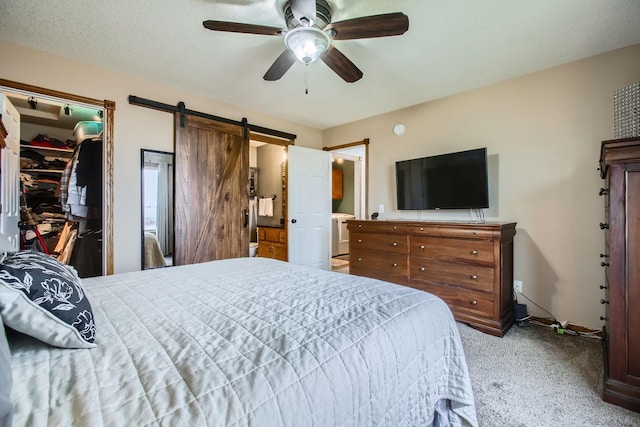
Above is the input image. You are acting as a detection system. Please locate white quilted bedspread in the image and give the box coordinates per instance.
[9,258,477,426]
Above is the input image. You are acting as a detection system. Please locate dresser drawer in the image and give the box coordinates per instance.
[349,264,409,286]
[350,249,408,277]
[351,232,408,255]
[409,224,495,239]
[410,259,494,293]
[348,221,407,234]
[410,281,494,318]
[411,236,494,265]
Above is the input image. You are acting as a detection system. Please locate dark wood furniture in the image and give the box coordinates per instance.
[257,226,287,261]
[332,169,343,200]
[599,137,640,412]
[348,220,516,337]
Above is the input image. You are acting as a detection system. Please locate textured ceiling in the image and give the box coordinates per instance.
[1,0,639,129]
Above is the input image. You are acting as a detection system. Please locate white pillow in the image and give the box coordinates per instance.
[0,234,16,253]
[0,316,13,427]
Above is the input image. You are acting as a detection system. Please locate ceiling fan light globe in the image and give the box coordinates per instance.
[284,27,331,64]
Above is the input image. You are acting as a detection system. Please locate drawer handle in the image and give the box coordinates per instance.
[470,300,478,305]
[419,267,426,272]
[471,250,478,255]
[358,239,362,243]
[358,224,362,228]
[392,263,398,267]
[471,275,478,280]
[392,242,398,247]
[357,257,363,262]
[420,245,425,250]
[420,227,424,231]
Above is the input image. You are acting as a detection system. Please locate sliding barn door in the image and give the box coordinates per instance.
[174,114,249,265]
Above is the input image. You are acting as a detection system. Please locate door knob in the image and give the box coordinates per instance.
[291,219,297,223]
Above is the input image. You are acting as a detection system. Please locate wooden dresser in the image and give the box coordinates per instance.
[348,220,516,336]
[257,226,287,261]
[599,137,640,412]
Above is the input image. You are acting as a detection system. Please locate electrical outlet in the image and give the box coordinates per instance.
[514,280,523,293]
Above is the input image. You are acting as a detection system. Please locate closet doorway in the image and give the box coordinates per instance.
[0,78,115,275]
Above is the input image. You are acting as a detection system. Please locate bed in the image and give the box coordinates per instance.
[144,232,167,269]
[1,254,477,426]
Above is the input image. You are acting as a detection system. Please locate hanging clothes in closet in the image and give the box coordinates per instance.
[57,132,103,278]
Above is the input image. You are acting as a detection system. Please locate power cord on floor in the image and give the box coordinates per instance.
[514,291,602,340]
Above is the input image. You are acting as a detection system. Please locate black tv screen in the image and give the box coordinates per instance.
[395,147,489,210]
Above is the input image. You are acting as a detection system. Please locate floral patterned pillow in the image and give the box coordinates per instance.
[0,250,96,348]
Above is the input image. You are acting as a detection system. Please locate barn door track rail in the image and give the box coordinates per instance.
[128,95,297,141]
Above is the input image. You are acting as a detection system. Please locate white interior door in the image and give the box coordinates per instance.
[287,145,331,269]
[0,94,20,249]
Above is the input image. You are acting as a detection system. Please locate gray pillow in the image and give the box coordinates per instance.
[0,317,13,427]
[0,251,96,349]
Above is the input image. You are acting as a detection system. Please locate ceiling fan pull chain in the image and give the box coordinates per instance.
[305,64,309,95]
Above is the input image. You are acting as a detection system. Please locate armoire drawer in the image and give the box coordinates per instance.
[410,259,494,293]
[410,281,494,318]
[351,232,408,255]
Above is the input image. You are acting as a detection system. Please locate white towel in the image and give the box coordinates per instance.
[258,198,273,217]
[258,198,266,216]
[264,198,273,217]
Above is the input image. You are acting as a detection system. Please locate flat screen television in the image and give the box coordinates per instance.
[395,147,489,210]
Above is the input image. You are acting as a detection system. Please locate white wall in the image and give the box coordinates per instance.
[0,40,323,274]
[323,44,640,329]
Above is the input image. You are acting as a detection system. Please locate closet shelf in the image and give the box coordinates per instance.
[21,168,64,173]
[20,146,74,154]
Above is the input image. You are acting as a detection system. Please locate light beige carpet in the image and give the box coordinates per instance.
[457,322,640,426]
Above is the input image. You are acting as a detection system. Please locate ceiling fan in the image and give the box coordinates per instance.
[203,0,409,83]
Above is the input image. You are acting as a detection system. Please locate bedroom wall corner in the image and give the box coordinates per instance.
[321,43,640,330]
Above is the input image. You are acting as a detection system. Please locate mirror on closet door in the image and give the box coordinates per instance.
[141,149,174,270]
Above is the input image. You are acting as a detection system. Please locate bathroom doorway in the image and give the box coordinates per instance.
[324,139,368,272]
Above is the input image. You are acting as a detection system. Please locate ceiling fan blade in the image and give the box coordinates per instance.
[263,49,297,81]
[203,20,282,36]
[320,45,363,83]
[290,0,317,25]
[328,12,409,40]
